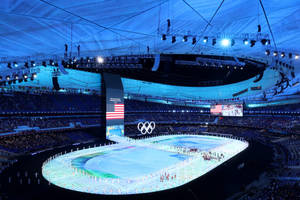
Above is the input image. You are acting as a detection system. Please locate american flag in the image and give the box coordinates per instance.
[106,104,124,120]
[210,104,222,115]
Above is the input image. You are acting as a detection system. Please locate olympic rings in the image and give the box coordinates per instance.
[137,121,156,135]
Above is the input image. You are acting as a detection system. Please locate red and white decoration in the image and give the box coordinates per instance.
[106,104,124,120]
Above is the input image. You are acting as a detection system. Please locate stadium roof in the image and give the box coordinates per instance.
[0,0,299,58]
[0,0,299,103]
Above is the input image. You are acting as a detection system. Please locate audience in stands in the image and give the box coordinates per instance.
[1,92,300,199]
[0,92,101,112]
[0,131,96,153]
[0,117,102,133]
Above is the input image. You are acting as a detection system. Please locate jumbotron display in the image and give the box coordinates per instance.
[210,104,243,117]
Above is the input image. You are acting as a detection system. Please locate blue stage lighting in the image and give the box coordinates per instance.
[97,56,104,64]
[221,39,230,47]
[243,39,249,45]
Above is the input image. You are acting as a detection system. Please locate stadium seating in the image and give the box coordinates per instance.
[0,92,101,112]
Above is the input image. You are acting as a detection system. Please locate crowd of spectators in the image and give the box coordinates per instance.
[0,117,102,133]
[201,125,300,200]
[0,150,16,175]
[0,92,101,112]
[124,99,203,112]
[125,113,215,124]
[0,91,299,199]
[240,180,300,200]
[125,124,208,136]
[0,130,96,153]
[217,115,300,134]
[124,110,299,134]
[244,103,300,112]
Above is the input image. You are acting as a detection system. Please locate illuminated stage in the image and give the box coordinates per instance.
[42,134,248,195]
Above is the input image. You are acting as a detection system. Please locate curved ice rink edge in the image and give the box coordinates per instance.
[42,134,248,195]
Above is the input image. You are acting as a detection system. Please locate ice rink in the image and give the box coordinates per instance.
[42,134,248,195]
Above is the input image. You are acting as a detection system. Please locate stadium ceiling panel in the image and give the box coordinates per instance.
[0,0,299,101]
[0,0,299,58]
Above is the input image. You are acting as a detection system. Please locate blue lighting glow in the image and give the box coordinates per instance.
[221,39,230,47]
[243,39,249,45]
[42,135,248,195]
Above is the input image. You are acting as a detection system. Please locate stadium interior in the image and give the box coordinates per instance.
[0,0,300,200]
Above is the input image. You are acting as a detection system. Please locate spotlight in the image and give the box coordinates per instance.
[31,61,35,67]
[273,51,278,57]
[212,38,216,46]
[32,73,37,79]
[49,60,54,66]
[161,34,167,41]
[96,56,104,64]
[243,39,249,45]
[13,62,18,67]
[203,37,208,43]
[280,52,285,58]
[172,36,176,43]
[221,39,230,47]
[231,39,235,46]
[265,50,270,56]
[23,74,28,79]
[250,40,256,47]
[192,37,196,45]
[261,39,268,45]
[15,75,19,80]
[295,55,299,60]
[6,76,10,80]
[182,35,188,42]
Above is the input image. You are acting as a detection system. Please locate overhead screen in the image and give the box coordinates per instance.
[103,73,124,139]
[210,104,243,117]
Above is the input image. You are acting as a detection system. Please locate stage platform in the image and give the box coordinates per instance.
[42,134,248,195]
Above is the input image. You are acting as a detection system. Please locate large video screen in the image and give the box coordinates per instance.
[103,73,125,139]
[210,104,243,117]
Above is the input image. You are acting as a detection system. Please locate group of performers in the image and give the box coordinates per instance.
[202,151,224,161]
[174,146,200,154]
[160,172,176,182]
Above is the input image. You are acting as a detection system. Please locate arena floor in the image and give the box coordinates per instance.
[42,134,248,195]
